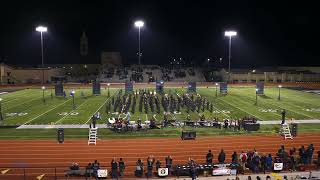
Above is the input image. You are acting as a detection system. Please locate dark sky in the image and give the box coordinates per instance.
[0,0,319,68]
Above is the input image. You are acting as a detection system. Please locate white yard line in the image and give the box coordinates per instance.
[218,98,264,120]
[21,99,72,125]
[81,95,114,127]
[54,98,91,124]
[3,96,42,111]
[211,103,231,118]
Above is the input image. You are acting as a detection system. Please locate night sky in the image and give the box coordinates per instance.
[0,0,319,68]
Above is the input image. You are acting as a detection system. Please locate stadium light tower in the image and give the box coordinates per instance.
[41,86,46,104]
[70,90,75,110]
[278,85,282,101]
[215,83,219,97]
[134,20,144,65]
[0,98,3,120]
[224,30,237,81]
[107,83,110,97]
[36,25,48,84]
[255,88,258,105]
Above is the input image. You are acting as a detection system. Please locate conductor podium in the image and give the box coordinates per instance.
[181,131,196,140]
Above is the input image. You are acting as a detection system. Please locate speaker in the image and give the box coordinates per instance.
[243,123,260,131]
[291,123,298,137]
[181,131,196,140]
[57,128,64,143]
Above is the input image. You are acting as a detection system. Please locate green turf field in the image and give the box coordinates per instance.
[0,86,319,126]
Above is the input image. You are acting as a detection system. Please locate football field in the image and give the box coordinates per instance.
[0,86,319,126]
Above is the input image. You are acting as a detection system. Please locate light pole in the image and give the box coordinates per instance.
[255,88,258,105]
[41,86,46,103]
[107,83,110,97]
[224,30,237,82]
[36,26,48,84]
[278,85,282,101]
[71,90,75,110]
[0,98,3,120]
[215,83,219,97]
[134,20,144,65]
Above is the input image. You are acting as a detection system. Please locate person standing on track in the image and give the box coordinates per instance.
[206,150,213,165]
[111,158,118,179]
[218,149,226,164]
[118,158,125,177]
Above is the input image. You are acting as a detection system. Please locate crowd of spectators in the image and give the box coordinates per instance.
[66,144,320,179]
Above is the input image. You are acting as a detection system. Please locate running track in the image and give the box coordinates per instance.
[0,134,319,179]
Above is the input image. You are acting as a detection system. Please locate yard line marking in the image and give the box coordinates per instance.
[218,98,264,120]
[230,88,283,118]
[3,96,43,111]
[21,99,72,125]
[233,88,316,119]
[1,90,36,104]
[82,92,116,127]
[54,98,91,124]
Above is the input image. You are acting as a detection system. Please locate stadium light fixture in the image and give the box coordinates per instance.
[35,25,48,84]
[224,30,237,82]
[215,83,219,97]
[255,88,258,105]
[71,90,76,109]
[134,20,144,65]
[107,83,110,97]
[278,85,282,101]
[41,86,46,104]
[0,98,3,120]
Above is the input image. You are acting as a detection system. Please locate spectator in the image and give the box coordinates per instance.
[248,176,252,180]
[307,144,314,164]
[92,160,100,179]
[156,159,161,171]
[206,150,213,164]
[266,175,271,180]
[165,155,173,171]
[260,154,266,173]
[252,154,260,173]
[239,151,247,171]
[146,155,155,177]
[119,158,125,177]
[256,176,261,180]
[86,163,93,177]
[317,151,320,168]
[266,154,272,171]
[135,158,144,177]
[232,151,238,163]
[111,158,118,179]
[218,149,226,163]
[299,145,307,165]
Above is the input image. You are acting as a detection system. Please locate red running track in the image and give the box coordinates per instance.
[0,134,319,179]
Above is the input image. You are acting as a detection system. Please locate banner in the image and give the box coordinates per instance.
[55,83,64,96]
[219,82,228,94]
[158,168,168,177]
[92,82,101,95]
[125,81,133,93]
[256,82,264,95]
[97,169,108,177]
[273,163,283,171]
[188,82,196,92]
[156,81,164,93]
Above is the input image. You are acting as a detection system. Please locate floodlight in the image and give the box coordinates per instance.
[224,31,237,37]
[134,20,144,28]
[36,26,47,32]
